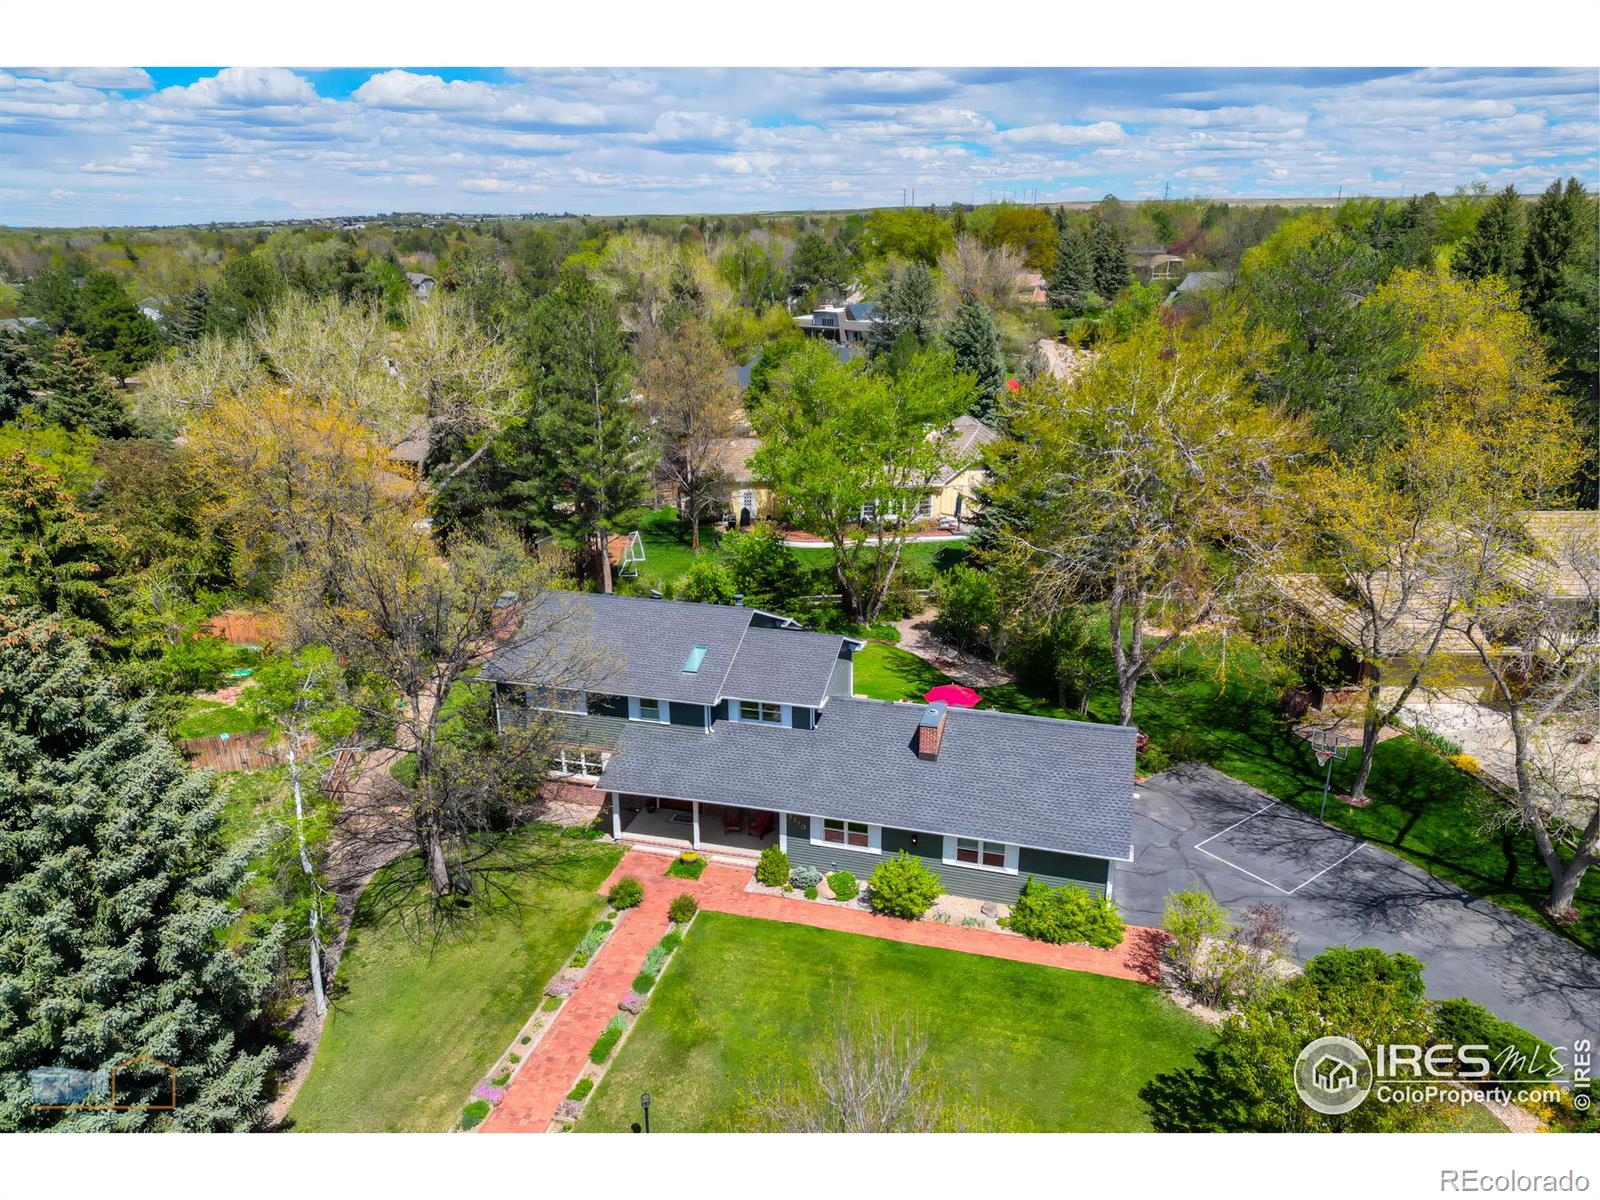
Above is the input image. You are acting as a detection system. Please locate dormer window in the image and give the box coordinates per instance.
[739,700,782,724]
[639,698,660,722]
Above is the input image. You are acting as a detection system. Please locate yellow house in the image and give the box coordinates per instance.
[925,414,999,525]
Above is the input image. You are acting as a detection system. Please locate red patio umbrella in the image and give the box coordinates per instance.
[923,683,982,708]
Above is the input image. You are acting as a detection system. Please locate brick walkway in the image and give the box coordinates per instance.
[482,849,1164,1132]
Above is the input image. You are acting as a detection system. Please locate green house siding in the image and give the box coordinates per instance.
[783,816,1110,904]
[668,701,708,728]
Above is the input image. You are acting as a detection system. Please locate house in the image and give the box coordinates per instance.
[925,413,999,526]
[485,592,1136,903]
[404,272,436,299]
[1015,271,1048,307]
[1127,245,1184,282]
[794,301,881,345]
[0,317,44,336]
[1160,270,1233,308]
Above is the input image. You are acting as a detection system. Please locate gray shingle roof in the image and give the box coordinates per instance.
[484,591,760,705]
[719,625,846,708]
[597,697,1135,861]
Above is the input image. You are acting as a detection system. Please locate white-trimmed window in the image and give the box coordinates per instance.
[555,747,606,777]
[916,493,933,518]
[812,817,880,854]
[631,697,668,724]
[943,836,1018,874]
[739,699,783,724]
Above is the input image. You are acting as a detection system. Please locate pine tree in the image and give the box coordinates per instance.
[503,273,652,591]
[1089,220,1131,301]
[0,331,32,422]
[30,331,131,437]
[0,449,128,646]
[75,270,162,383]
[0,610,280,1131]
[171,283,213,346]
[1455,185,1523,281]
[1520,177,1595,331]
[867,262,941,356]
[1046,222,1095,314]
[945,300,1006,422]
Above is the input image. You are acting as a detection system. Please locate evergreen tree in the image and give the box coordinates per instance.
[1089,220,1131,300]
[789,232,851,301]
[30,331,131,437]
[75,270,162,383]
[867,261,941,356]
[0,449,127,646]
[170,283,213,346]
[1046,222,1095,314]
[0,331,32,422]
[19,261,79,331]
[0,610,279,1131]
[503,273,652,590]
[945,299,1006,422]
[206,253,282,337]
[1455,185,1523,282]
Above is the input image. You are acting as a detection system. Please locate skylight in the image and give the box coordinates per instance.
[683,645,708,673]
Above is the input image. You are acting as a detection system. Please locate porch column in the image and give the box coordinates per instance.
[778,810,788,854]
[609,791,621,838]
[691,801,701,849]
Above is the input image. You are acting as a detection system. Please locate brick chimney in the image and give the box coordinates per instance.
[915,701,948,761]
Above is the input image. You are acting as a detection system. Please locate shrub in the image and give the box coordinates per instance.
[541,995,563,1011]
[570,953,590,969]
[472,1084,505,1104]
[1002,879,1124,948]
[1138,744,1172,774]
[590,1014,627,1063]
[932,564,997,649]
[641,945,669,976]
[1449,752,1481,774]
[961,916,986,928]
[1162,890,1290,1008]
[826,870,859,902]
[804,886,818,900]
[680,555,736,604]
[460,1099,491,1130]
[865,851,943,919]
[555,1100,582,1122]
[631,972,656,995]
[568,1078,594,1102]
[490,1071,510,1087]
[1166,730,1203,764]
[1433,998,1558,1088]
[520,1036,531,1045]
[607,876,644,909]
[1302,946,1427,1006]
[659,930,683,953]
[509,1053,520,1064]
[545,969,581,998]
[666,854,707,880]
[618,990,647,1014]
[668,893,699,923]
[790,864,823,890]
[756,845,791,888]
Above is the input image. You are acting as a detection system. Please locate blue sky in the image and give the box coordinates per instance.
[0,67,1595,226]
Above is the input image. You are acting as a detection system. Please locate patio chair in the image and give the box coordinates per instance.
[747,810,774,839]
[722,807,744,836]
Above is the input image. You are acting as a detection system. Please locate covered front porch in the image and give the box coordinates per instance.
[607,793,781,859]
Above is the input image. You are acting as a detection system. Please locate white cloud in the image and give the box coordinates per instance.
[155,67,317,109]
[993,121,1126,146]
[14,67,153,90]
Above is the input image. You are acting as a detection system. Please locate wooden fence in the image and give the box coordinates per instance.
[179,731,277,772]
[201,610,280,647]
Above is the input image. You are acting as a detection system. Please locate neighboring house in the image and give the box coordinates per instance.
[404,272,436,299]
[138,297,165,324]
[924,413,999,525]
[1273,509,1599,699]
[1015,271,1048,307]
[794,301,881,344]
[1160,270,1233,308]
[0,317,44,335]
[485,592,1137,902]
[388,419,430,479]
[1128,246,1184,282]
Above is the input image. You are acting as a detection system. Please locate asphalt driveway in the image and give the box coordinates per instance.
[1115,763,1600,1052]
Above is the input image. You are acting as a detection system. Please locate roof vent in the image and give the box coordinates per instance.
[683,645,708,673]
[733,593,744,607]
[916,701,948,762]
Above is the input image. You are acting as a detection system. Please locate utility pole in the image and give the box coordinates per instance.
[1163,181,1170,201]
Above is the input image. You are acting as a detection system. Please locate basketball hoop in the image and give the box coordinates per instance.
[1314,748,1334,765]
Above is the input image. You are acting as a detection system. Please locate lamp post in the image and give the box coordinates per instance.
[640,1091,651,1133]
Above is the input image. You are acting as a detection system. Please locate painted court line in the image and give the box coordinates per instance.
[1194,801,1368,896]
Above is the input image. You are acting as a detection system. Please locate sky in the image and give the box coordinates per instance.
[0,66,1596,227]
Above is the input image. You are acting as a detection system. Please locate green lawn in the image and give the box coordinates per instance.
[172,697,271,740]
[286,832,622,1131]
[852,638,1600,955]
[577,911,1211,1132]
